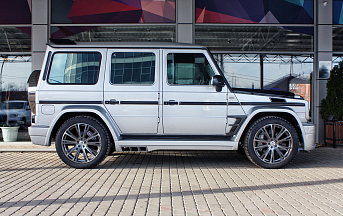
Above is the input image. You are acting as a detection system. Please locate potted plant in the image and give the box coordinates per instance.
[320,61,343,147]
[0,89,19,142]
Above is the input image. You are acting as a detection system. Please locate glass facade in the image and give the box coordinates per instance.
[0,0,32,141]
[195,26,313,52]
[333,27,343,52]
[0,27,31,52]
[51,26,176,43]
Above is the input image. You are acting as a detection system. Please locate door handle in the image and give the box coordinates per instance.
[109,99,119,105]
[164,100,178,105]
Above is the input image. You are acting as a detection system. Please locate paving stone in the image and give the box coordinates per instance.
[2,148,343,215]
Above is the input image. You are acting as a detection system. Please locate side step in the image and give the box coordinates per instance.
[115,140,238,152]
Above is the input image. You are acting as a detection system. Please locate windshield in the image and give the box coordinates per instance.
[0,102,25,110]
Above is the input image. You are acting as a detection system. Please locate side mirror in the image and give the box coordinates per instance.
[212,75,225,92]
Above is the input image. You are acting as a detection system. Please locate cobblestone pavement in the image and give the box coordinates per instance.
[1,147,343,216]
[0,142,55,151]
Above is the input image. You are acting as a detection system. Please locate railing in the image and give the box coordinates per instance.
[325,120,343,148]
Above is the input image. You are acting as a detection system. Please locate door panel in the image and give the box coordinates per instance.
[104,49,160,134]
[162,50,228,135]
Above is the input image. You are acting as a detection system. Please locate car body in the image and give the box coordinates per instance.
[0,100,31,127]
[27,42,315,169]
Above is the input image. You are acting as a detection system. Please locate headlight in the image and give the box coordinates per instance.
[305,101,310,121]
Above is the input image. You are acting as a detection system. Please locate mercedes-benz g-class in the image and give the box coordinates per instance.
[27,42,315,169]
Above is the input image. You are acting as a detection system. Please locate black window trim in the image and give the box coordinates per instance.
[47,51,102,85]
[43,51,52,81]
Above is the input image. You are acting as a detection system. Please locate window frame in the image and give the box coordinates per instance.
[47,51,102,85]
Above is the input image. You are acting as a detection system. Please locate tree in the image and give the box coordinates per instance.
[320,61,343,121]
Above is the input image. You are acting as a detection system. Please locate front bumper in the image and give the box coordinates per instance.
[302,123,316,150]
[28,125,50,146]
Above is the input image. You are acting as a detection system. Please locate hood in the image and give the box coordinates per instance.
[232,88,301,99]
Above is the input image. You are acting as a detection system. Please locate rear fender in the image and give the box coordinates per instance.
[44,105,121,146]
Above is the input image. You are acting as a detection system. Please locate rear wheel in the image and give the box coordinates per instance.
[244,116,298,169]
[55,116,110,169]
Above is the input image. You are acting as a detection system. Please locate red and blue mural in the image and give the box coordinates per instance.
[196,0,313,24]
[52,0,175,24]
[334,0,343,24]
[0,0,31,24]
[51,0,175,40]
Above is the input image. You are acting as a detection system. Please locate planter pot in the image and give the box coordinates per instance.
[325,120,343,148]
[1,126,19,142]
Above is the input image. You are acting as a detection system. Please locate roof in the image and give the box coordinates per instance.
[48,41,206,49]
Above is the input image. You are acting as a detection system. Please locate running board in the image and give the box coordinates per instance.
[115,140,238,152]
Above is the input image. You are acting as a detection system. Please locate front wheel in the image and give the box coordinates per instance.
[55,116,110,169]
[244,116,298,169]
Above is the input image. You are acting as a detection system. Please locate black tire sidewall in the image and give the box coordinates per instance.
[244,117,298,169]
[55,116,109,169]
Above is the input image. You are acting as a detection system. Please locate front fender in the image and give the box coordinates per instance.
[234,108,308,147]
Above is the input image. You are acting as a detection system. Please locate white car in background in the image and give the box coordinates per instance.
[0,100,31,128]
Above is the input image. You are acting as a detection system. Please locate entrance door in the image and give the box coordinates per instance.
[104,49,160,134]
[162,50,228,135]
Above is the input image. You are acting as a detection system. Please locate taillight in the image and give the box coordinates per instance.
[28,90,36,115]
[27,70,40,115]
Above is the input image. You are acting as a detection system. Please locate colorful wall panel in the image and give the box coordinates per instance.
[196,0,313,24]
[333,0,343,24]
[0,0,31,24]
[51,0,175,24]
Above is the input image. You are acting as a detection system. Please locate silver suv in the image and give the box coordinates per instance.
[28,42,315,169]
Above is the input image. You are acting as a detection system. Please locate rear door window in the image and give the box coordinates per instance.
[110,52,155,85]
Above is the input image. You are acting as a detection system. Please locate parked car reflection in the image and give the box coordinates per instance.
[0,101,31,128]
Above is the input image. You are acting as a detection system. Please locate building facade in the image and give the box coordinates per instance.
[0,0,341,144]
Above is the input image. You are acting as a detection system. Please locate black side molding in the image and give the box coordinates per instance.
[179,101,227,105]
[40,101,102,104]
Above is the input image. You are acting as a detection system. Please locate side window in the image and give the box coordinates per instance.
[48,52,101,84]
[167,53,215,85]
[111,52,155,84]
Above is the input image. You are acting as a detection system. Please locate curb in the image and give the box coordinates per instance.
[0,149,56,152]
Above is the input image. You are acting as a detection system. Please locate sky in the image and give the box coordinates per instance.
[1,59,32,91]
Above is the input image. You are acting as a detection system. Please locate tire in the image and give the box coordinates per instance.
[109,143,115,155]
[55,116,110,169]
[244,116,298,169]
[236,143,246,156]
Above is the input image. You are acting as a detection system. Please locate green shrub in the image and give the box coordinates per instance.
[320,61,343,121]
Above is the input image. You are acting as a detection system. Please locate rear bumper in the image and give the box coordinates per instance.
[28,125,50,146]
[302,123,316,150]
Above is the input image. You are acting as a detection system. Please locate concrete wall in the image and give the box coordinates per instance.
[31,0,48,71]
[315,0,332,144]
